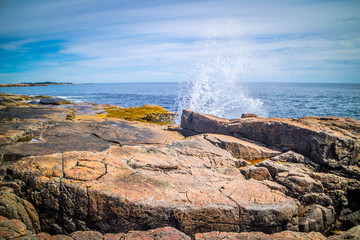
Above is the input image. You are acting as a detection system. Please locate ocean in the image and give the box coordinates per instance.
[1,82,359,121]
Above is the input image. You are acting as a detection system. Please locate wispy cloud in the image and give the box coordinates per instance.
[0,0,359,83]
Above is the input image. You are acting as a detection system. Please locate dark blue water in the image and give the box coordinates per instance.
[1,82,359,120]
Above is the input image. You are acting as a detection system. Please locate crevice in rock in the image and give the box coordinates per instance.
[92,133,122,145]
[85,185,91,225]
[96,163,108,181]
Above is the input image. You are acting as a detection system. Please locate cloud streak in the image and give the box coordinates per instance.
[0,0,359,83]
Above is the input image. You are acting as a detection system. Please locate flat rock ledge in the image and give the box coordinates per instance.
[1,96,360,239]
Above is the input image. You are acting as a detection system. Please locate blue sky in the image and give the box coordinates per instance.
[0,0,359,83]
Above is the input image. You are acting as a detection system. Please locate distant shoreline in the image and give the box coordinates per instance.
[0,82,73,87]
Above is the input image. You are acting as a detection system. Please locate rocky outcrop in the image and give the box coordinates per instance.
[181,109,360,179]
[203,133,281,161]
[0,216,32,239]
[1,98,359,239]
[0,185,40,233]
[5,135,300,235]
[0,95,181,164]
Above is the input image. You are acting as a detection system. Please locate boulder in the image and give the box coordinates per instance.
[240,165,272,181]
[0,185,41,233]
[298,204,335,232]
[0,216,31,239]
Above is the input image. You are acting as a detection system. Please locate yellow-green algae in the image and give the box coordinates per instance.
[103,105,172,124]
[246,158,269,165]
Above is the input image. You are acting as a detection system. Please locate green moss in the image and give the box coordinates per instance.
[104,105,171,124]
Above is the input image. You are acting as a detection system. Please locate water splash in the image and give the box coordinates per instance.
[176,27,269,120]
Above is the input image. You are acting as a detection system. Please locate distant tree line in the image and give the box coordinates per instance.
[0,82,72,87]
[21,82,72,85]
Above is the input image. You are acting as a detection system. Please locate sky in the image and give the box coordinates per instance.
[0,0,359,84]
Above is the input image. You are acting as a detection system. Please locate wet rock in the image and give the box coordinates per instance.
[0,122,42,146]
[0,106,74,124]
[39,98,73,105]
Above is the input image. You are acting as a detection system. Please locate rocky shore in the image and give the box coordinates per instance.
[0,93,359,239]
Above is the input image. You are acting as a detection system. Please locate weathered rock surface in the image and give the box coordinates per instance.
[0,99,182,164]
[327,225,360,240]
[0,216,32,239]
[195,230,326,239]
[181,109,360,179]
[5,135,301,235]
[2,215,337,240]
[0,216,190,240]
[1,98,360,239]
[1,119,183,163]
[203,133,281,161]
[0,185,40,233]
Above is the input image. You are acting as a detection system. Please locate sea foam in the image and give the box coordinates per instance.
[176,26,269,120]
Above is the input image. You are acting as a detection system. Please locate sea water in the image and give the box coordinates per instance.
[1,82,359,120]
[176,31,271,119]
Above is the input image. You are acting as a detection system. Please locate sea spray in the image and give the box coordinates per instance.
[176,28,269,120]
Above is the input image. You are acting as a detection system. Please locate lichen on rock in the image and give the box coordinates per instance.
[104,104,177,124]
